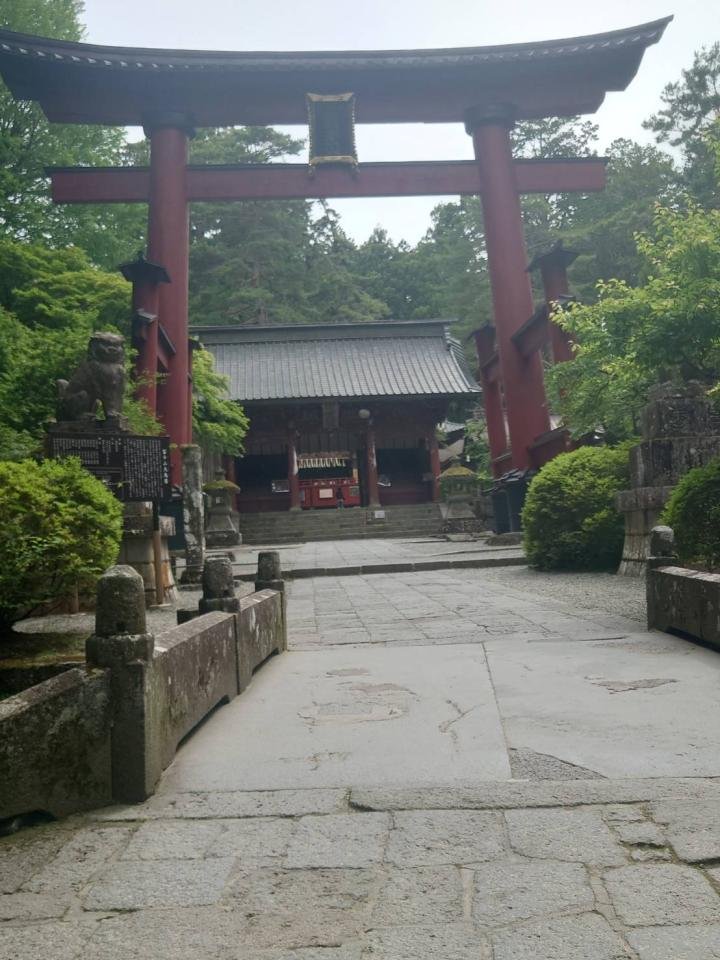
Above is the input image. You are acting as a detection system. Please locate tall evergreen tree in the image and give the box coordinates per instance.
[0,0,146,266]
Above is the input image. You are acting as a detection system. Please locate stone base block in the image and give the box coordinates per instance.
[118,523,179,606]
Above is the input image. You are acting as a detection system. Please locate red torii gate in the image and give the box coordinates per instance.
[0,18,670,484]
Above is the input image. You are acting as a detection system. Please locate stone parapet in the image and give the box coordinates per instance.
[0,565,286,821]
[0,667,112,821]
[648,564,720,649]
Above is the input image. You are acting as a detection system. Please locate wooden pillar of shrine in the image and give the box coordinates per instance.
[529,243,578,365]
[466,106,550,471]
[144,116,192,485]
[287,429,301,511]
[120,255,169,413]
[428,432,441,502]
[365,422,380,508]
[483,380,508,469]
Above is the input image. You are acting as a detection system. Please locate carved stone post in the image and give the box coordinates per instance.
[180,444,205,584]
[85,565,157,803]
[255,550,285,628]
[646,525,677,632]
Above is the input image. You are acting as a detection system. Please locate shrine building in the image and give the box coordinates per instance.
[197,320,479,513]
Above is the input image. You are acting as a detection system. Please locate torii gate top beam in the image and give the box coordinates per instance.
[0,18,670,127]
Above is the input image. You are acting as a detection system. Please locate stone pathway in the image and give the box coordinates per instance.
[3,560,720,958]
[227,536,524,578]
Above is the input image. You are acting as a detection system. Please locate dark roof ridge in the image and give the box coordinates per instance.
[193,318,458,341]
[0,17,672,68]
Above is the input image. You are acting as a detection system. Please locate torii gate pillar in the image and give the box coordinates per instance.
[145,117,192,485]
[466,106,550,472]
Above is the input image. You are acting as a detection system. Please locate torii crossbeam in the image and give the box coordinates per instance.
[0,18,671,484]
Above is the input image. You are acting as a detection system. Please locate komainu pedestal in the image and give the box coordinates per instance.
[616,382,720,575]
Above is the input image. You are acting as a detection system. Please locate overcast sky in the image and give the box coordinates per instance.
[81,0,714,243]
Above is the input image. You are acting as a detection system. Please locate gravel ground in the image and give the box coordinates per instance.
[461,565,647,623]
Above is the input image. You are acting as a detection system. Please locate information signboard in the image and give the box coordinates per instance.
[48,432,171,502]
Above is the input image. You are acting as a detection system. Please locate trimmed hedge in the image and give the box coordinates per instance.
[662,457,720,570]
[522,444,632,571]
[0,458,123,626]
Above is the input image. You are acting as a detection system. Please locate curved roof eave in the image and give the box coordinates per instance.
[0,17,672,126]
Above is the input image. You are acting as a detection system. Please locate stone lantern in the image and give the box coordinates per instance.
[204,469,241,547]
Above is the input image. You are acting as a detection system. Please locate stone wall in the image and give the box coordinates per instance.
[646,525,720,649]
[0,570,286,820]
[647,565,720,650]
[0,667,112,821]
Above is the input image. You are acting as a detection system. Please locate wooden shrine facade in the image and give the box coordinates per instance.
[196,321,479,512]
[0,19,670,484]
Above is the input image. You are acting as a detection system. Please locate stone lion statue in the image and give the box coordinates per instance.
[57,332,126,422]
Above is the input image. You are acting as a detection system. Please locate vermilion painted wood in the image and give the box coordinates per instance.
[470,121,550,470]
[48,159,606,204]
[146,127,191,484]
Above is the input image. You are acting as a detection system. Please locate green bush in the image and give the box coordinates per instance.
[662,458,720,569]
[522,444,632,571]
[0,458,123,626]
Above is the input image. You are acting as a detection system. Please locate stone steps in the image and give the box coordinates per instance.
[238,504,445,544]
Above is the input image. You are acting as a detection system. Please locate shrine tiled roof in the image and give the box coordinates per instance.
[195,320,480,403]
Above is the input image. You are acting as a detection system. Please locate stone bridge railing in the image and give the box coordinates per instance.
[0,556,285,824]
[646,525,720,651]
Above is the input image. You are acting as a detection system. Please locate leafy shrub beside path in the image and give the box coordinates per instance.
[522,444,632,571]
[0,458,123,627]
[662,458,720,570]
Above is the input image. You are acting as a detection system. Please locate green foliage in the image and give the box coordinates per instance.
[188,128,387,325]
[464,419,491,481]
[565,139,678,299]
[522,444,632,571]
[191,348,249,456]
[0,240,148,458]
[0,457,123,625]
[547,200,720,441]
[644,43,720,207]
[0,0,145,266]
[662,458,720,569]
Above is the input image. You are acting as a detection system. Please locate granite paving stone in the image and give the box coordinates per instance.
[472,859,594,926]
[505,808,627,866]
[601,805,646,823]
[649,799,720,862]
[120,820,223,860]
[285,813,390,868]
[82,857,235,911]
[95,788,349,821]
[613,820,665,847]
[370,866,464,926]
[384,810,505,866]
[82,906,248,959]
[228,868,375,948]
[0,891,70,921]
[628,923,720,959]
[630,846,672,861]
[491,913,630,960]
[361,923,490,958]
[208,818,296,868]
[604,863,720,926]
[0,827,71,894]
[0,921,91,960]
